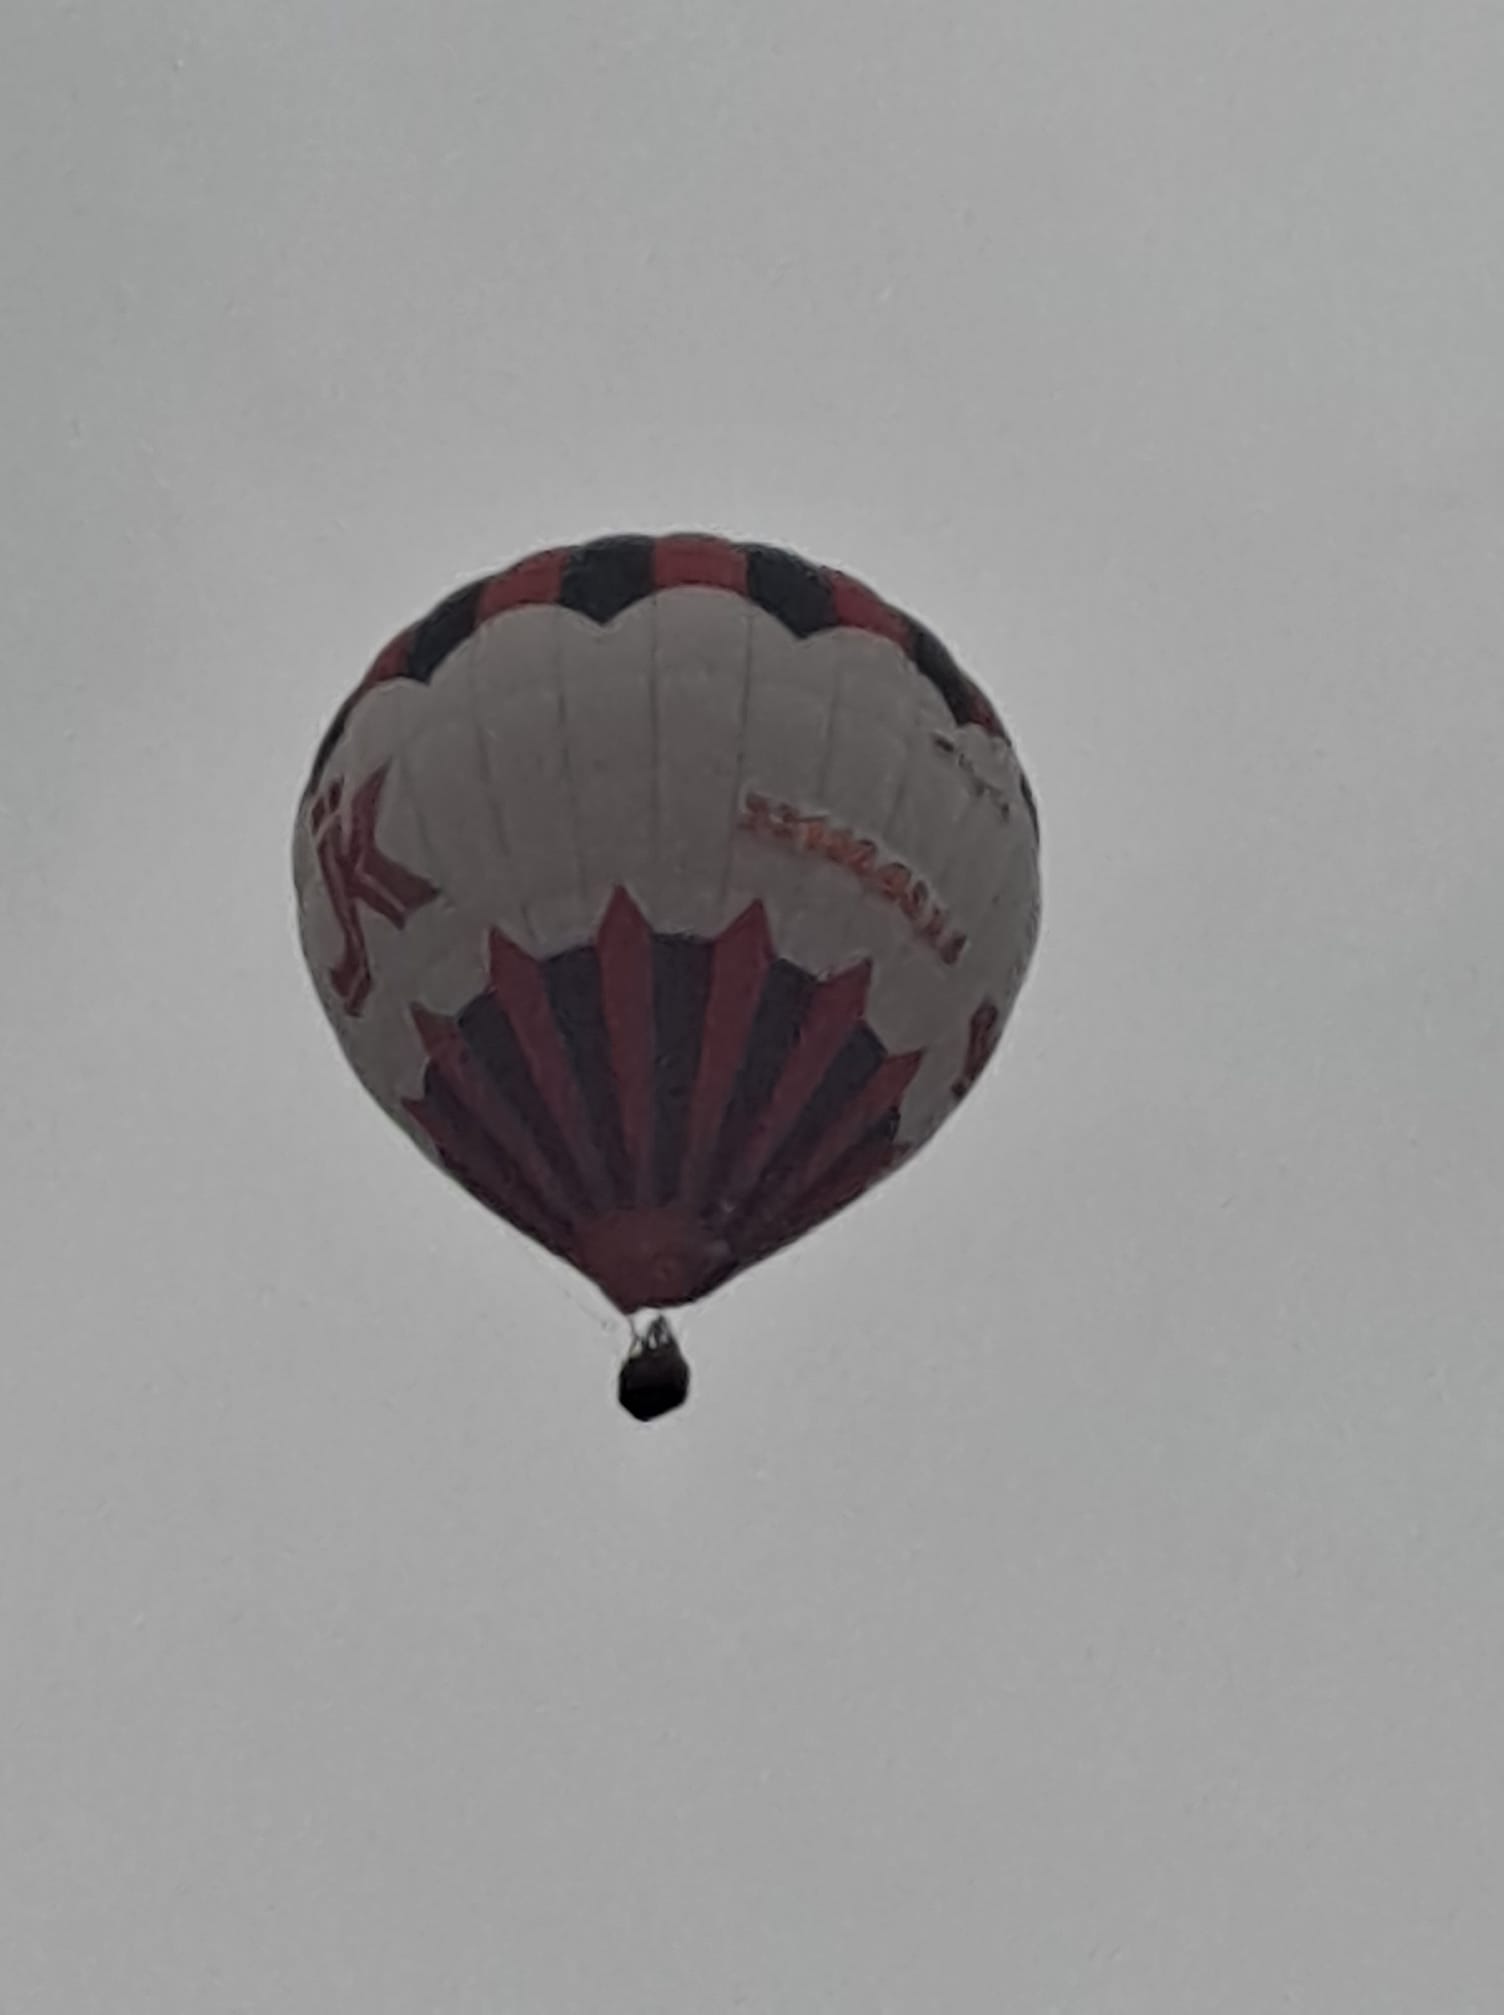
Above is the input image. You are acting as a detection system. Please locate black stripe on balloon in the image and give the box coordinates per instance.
[1019,767,1040,841]
[650,934,712,1207]
[421,1072,573,1251]
[543,945,631,1205]
[737,1109,903,1263]
[743,544,837,638]
[705,959,817,1201]
[406,578,487,686]
[730,1026,885,1231]
[456,993,596,1217]
[906,618,979,730]
[305,533,1010,802]
[559,535,657,624]
[308,695,358,793]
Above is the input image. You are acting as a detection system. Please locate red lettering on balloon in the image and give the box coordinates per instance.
[736,791,967,966]
[951,997,1000,1099]
[311,767,438,1015]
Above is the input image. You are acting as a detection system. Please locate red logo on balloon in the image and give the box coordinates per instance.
[310,768,438,1015]
[737,791,969,966]
[951,998,1001,1101]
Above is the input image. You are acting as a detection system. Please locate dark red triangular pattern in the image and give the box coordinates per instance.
[402,889,928,1312]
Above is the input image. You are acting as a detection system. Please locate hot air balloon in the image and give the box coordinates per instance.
[293,533,1041,1418]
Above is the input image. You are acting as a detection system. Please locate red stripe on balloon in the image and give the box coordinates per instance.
[652,534,749,595]
[358,623,417,694]
[475,546,570,621]
[824,569,909,648]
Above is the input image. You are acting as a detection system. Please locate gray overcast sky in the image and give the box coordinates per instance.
[5,3,1503,2009]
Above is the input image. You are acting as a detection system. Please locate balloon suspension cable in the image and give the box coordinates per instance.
[511,1239,619,1350]
[627,1311,684,1355]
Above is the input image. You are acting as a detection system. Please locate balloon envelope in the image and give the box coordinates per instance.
[293,533,1041,1312]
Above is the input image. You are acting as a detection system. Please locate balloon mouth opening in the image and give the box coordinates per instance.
[571,1207,733,1314]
